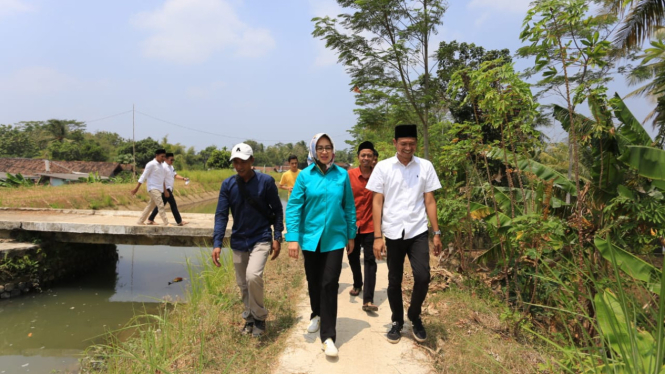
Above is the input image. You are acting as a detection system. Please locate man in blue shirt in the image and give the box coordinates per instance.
[212,143,284,337]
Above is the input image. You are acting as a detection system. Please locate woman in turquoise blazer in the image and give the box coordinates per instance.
[286,133,356,358]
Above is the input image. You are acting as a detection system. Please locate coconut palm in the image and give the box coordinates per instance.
[608,0,665,49]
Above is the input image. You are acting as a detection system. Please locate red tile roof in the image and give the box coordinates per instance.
[0,158,123,177]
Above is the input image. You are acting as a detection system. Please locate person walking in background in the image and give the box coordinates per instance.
[147,152,190,226]
[348,141,379,312]
[367,124,442,344]
[285,133,356,358]
[131,149,170,226]
[212,143,283,338]
[279,155,300,199]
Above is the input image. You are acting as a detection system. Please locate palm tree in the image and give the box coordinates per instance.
[608,0,665,50]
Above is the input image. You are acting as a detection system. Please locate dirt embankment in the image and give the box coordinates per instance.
[0,182,218,211]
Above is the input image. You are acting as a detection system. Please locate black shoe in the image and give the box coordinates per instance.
[252,320,266,337]
[387,322,403,344]
[411,317,427,343]
[241,321,254,335]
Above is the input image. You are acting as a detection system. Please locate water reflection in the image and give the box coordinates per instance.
[0,245,204,373]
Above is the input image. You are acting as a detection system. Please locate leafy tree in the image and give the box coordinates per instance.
[0,125,38,158]
[207,149,231,169]
[116,137,161,167]
[519,0,617,205]
[48,139,106,161]
[90,131,129,160]
[43,119,85,143]
[313,0,448,159]
[198,145,218,168]
[437,41,512,144]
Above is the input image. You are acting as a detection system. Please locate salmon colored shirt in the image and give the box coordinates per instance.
[348,167,374,234]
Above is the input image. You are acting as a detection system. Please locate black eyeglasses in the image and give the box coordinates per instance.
[316,146,333,152]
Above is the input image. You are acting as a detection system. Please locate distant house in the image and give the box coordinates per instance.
[0,158,127,186]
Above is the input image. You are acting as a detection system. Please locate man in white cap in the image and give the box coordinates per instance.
[212,143,284,337]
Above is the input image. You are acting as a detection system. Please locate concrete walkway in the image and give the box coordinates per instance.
[0,208,226,247]
[275,252,435,374]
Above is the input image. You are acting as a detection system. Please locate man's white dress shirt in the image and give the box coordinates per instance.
[138,159,166,193]
[163,163,176,191]
[366,154,442,240]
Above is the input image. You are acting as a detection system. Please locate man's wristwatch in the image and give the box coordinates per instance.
[432,230,442,236]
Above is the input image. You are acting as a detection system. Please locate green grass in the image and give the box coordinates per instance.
[81,245,304,374]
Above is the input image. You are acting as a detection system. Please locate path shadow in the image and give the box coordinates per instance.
[335,317,371,348]
[338,282,352,295]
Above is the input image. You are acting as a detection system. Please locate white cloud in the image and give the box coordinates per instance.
[468,0,531,14]
[0,0,36,18]
[132,0,276,64]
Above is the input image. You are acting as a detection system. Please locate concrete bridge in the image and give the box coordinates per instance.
[0,208,230,247]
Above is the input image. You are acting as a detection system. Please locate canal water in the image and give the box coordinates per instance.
[0,192,289,374]
[0,199,222,374]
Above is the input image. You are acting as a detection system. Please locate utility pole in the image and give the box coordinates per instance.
[132,104,136,181]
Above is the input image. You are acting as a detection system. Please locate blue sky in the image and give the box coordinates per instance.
[0,0,654,151]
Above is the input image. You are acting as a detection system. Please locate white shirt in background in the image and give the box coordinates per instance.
[138,159,166,193]
[366,154,442,240]
[163,163,176,191]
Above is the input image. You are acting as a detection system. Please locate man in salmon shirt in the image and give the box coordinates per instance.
[347,141,379,312]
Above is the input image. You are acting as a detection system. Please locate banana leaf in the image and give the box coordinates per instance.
[492,187,523,216]
[487,148,578,197]
[594,237,662,294]
[552,104,595,138]
[469,201,512,228]
[611,93,653,147]
[619,146,665,181]
[595,289,661,373]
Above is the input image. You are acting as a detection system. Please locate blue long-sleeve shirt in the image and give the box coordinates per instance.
[213,172,284,251]
[285,163,356,252]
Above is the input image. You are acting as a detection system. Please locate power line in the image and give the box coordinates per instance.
[83,110,133,124]
[135,110,340,144]
[80,107,352,145]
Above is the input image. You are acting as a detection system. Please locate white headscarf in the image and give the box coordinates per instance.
[307,133,336,170]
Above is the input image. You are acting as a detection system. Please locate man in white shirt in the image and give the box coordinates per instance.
[131,149,170,225]
[366,124,442,345]
[147,152,190,226]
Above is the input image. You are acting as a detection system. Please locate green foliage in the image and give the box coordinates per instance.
[206,149,231,169]
[594,289,665,374]
[312,0,448,159]
[116,137,161,167]
[0,252,41,282]
[48,138,106,161]
[79,172,110,184]
[0,124,38,158]
[0,173,34,188]
[518,0,617,103]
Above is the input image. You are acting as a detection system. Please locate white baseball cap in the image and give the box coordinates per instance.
[229,143,253,161]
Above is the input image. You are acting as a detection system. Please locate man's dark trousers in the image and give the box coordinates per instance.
[349,233,376,304]
[149,188,182,224]
[385,231,430,325]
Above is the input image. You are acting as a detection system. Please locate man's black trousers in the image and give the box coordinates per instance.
[348,232,377,304]
[302,244,343,343]
[386,231,430,325]
[149,188,182,224]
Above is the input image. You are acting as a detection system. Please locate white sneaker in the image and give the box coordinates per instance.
[307,316,321,333]
[321,338,338,357]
